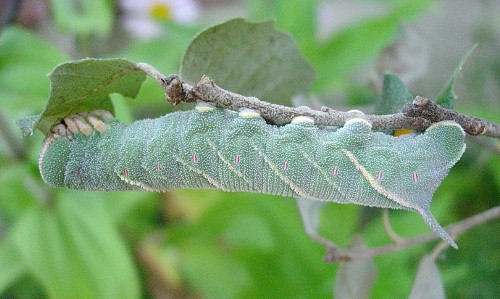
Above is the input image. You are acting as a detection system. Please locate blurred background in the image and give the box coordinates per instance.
[0,0,498,298]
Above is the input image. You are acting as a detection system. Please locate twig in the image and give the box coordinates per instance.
[403,96,500,137]
[167,75,432,130]
[430,241,450,260]
[382,209,404,244]
[324,206,500,262]
[135,63,499,138]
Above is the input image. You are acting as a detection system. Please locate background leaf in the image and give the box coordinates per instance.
[165,191,333,298]
[49,0,113,36]
[408,255,445,299]
[12,196,140,299]
[310,0,432,92]
[334,237,377,299]
[180,18,315,105]
[0,237,25,294]
[0,27,68,114]
[435,45,477,109]
[295,196,325,237]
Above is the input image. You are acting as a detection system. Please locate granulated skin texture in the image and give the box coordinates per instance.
[39,105,465,247]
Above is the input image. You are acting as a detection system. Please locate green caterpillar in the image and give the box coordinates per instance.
[39,103,466,247]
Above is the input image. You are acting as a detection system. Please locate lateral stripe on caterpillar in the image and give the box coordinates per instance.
[38,104,466,247]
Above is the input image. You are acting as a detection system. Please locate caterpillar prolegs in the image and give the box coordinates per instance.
[39,103,466,247]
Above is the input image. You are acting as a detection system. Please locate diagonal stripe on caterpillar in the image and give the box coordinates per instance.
[38,103,466,248]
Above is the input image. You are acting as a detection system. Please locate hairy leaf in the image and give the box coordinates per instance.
[180,18,315,104]
[16,59,147,136]
[375,73,413,115]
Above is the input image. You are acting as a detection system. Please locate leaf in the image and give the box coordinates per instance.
[334,237,377,299]
[16,58,147,136]
[311,17,399,91]
[310,0,432,92]
[0,26,68,112]
[12,196,140,299]
[180,18,315,105]
[245,0,275,20]
[274,0,319,53]
[435,44,477,109]
[49,0,113,36]
[295,196,325,237]
[167,192,332,298]
[375,73,413,115]
[0,163,37,224]
[0,237,25,294]
[408,255,446,299]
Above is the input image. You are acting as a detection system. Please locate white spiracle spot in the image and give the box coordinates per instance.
[195,102,216,113]
[291,115,315,125]
[239,108,261,118]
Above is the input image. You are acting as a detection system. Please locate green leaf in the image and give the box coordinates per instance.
[0,237,25,294]
[0,26,68,113]
[375,73,413,115]
[273,0,319,53]
[408,255,445,299]
[49,0,113,36]
[245,0,275,20]
[167,192,332,298]
[246,0,320,53]
[435,44,477,109]
[311,17,399,91]
[0,163,36,224]
[310,0,432,92]
[180,18,315,105]
[16,58,147,136]
[12,196,140,299]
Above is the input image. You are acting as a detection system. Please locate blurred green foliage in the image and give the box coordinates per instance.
[0,0,498,298]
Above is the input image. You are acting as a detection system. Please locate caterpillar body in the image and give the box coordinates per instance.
[39,103,466,247]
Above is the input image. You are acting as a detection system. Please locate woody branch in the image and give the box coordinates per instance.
[135,63,500,138]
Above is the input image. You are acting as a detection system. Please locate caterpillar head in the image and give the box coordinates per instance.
[38,110,113,187]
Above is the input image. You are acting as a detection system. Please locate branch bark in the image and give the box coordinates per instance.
[403,96,500,137]
[135,63,499,138]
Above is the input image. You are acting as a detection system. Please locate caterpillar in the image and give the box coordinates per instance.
[38,103,466,247]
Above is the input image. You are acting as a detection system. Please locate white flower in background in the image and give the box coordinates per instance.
[120,0,200,39]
